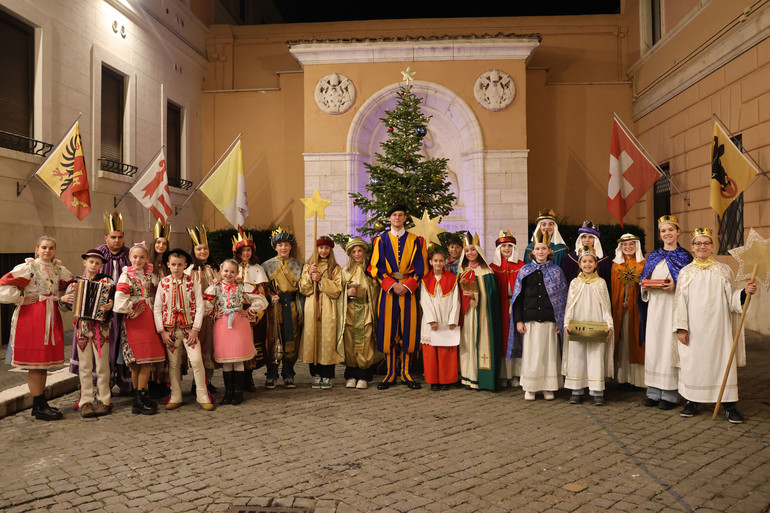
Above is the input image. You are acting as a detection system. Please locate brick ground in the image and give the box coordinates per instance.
[0,332,768,513]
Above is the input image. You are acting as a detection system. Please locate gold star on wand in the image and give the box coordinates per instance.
[728,228,770,289]
[408,210,446,247]
[301,189,332,220]
[401,67,416,83]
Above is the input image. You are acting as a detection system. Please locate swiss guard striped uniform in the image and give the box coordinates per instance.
[368,228,428,386]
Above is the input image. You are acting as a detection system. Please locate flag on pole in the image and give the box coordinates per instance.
[129,148,173,224]
[35,121,91,220]
[710,121,758,217]
[199,139,248,228]
[607,116,661,225]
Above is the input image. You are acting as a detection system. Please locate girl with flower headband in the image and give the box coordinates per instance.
[113,242,166,415]
[0,236,74,420]
[299,236,344,390]
[638,215,692,410]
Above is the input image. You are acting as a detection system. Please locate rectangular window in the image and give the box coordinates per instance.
[101,66,125,164]
[166,101,182,184]
[717,134,745,255]
[0,10,34,143]
[652,162,671,249]
[650,0,662,45]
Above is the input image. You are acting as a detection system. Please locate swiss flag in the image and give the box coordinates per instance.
[607,117,661,225]
[129,148,173,224]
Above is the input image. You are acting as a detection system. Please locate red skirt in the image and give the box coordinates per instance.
[124,308,165,364]
[11,301,64,368]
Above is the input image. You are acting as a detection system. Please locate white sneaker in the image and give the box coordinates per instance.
[355,380,368,389]
[511,378,520,387]
[345,378,357,388]
[312,376,322,389]
[321,377,332,390]
[543,391,555,401]
[524,391,536,401]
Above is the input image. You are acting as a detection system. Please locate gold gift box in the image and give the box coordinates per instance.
[569,321,609,343]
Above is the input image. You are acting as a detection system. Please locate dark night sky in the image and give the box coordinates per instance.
[271,0,621,23]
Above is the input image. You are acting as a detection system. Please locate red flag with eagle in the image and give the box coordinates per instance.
[129,148,173,224]
[35,121,91,220]
[607,115,662,225]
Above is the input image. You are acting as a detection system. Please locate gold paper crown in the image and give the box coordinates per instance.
[187,224,208,247]
[496,229,516,246]
[577,245,597,260]
[535,208,557,224]
[345,236,368,254]
[232,227,256,253]
[533,228,552,247]
[104,210,123,234]
[658,215,680,228]
[270,226,296,248]
[691,227,713,241]
[617,233,640,243]
[153,219,171,240]
[462,232,481,247]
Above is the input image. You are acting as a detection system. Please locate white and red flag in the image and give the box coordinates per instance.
[607,115,662,225]
[130,148,173,224]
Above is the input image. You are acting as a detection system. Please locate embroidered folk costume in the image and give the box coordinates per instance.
[0,258,73,368]
[458,234,502,391]
[338,237,379,388]
[420,259,460,387]
[368,204,428,389]
[185,225,220,378]
[523,209,569,266]
[674,228,751,420]
[262,227,304,387]
[509,230,568,398]
[562,246,614,402]
[299,236,344,386]
[560,221,612,288]
[610,234,645,387]
[153,249,212,409]
[490,230,525,386]
[639,215,692,406]
[114,263,165,365]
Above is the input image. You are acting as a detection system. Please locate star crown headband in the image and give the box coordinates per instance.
[187,224,208,247]
[153,219,171,240]
[104,210,123,234]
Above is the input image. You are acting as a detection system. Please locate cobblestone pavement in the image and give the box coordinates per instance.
[0,333,768,513]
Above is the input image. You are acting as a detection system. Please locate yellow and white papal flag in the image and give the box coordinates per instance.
[199,139,248,227]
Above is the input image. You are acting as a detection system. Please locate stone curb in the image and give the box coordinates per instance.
[0,368,78,419]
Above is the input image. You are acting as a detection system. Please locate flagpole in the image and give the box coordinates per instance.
[613,113,690,206]
[175,133,242,216]
[114,145,165,208]
[17,113,82,196]
[713,113,769,182]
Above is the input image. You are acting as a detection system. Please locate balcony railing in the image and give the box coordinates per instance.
[167,176,193,190]
[0,130,53,157]
[98,157,138,177]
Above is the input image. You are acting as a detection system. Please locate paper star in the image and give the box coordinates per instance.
[401,67,416,83]
[728,228,770,289]
[301,189,332,220]
[408,209,446,246]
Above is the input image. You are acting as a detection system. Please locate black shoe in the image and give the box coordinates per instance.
[430,384,440,391]
[131,389,157,415]
[220,371,233,405]
[377,381,392,390]
[658,400,677,410]
[207,382,217,394]
[243,370,256,392]
[231,371,244,405]
[643,397,659,407]
[283,377,296,389]
[404,380,422,390]
[593,395,605,406]
[31,395,63,421]
[570,394,583,404]
[680,401,698,418]
[264,378,277,389]
[439,384,450,390]
[724,407,744,424]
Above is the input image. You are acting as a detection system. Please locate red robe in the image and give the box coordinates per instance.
[490,260,524,357]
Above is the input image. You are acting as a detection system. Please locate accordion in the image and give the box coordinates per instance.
[72,278,113,321]
[569,321,609,343]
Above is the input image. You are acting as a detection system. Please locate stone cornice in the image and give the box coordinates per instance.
[288,34,541,65]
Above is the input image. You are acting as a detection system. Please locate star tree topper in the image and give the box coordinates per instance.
[728,228,770,289]
[401,67,416,83]
[408,210,446,246]
[301,189,332,220]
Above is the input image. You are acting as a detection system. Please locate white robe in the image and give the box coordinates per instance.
[563,277,614,392]
[673,262,746,403]
[641,260,678,390]
[419,276,460,347]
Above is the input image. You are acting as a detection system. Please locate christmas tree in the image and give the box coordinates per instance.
[336,69,455,243]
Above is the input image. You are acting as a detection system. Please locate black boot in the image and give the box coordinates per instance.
[220,371,234,405]
[132,389,157,415]
[31,394,63,421]
[231,371,244,405]
[243,369,256,392]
